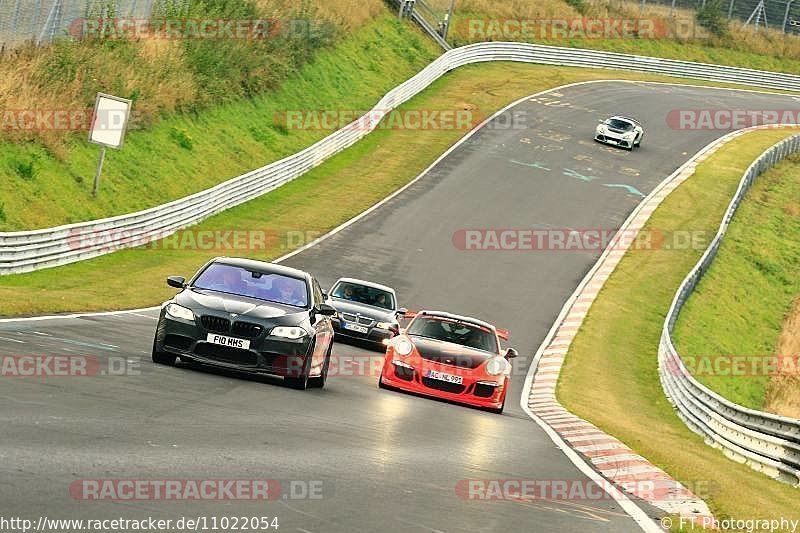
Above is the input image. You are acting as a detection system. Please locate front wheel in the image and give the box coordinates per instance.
[151,337,176,366]
[308,343,332,389]
[285,346,313,390]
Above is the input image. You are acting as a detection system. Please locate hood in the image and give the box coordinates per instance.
[177,288,306,324]
[409,336,494,369]
[327,298,397,322]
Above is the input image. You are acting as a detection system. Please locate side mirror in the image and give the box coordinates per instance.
[396,307,408,317]
[167,276,185,289]
[504,348,519,360]
[321,289,328,298]
[318,303,337,316]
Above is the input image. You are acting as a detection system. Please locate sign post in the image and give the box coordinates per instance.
[88,93,132,197]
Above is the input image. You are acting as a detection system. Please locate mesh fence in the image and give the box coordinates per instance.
[0,0,157,51]
[417,0,800,36]
[635,0,800,33]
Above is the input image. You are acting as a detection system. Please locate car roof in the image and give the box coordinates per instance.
[212,257,310,280]
[415,310,496,331]
[333,277,396,294]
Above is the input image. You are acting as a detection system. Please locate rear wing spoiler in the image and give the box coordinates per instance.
[496,328,510,341]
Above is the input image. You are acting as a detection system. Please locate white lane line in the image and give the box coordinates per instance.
[0,306,160,324]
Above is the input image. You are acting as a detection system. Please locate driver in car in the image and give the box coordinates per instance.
[274,278,305,306]
[204,267,247,294]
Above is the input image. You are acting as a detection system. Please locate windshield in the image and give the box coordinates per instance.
[193,263,309,307]
[407,316,498,353]
[331,281,395,310]
[606,119,634,131]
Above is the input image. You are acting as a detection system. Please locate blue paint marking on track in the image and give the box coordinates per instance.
[563,168,598,182]
[510,160,552,172]
[602,183,645,197]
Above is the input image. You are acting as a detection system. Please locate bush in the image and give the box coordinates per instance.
[697,0,730,37]
[169,128,194,150]
[12,158,36,180]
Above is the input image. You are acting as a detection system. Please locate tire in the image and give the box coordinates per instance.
[378,372,390,390]
[489,392,507,415]
[285,345,313,390]
[635,133,643,147]
[308,343,332,389]
[151,337,176,366]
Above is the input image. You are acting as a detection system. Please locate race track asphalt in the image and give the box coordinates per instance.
[1,81,796,533]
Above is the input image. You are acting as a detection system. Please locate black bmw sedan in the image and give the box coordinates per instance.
[152,257,336,389]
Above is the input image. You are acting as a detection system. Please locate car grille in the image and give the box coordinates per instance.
[341,313,375,326]
[194,343,257,366]
[231,321,264,338]
[201,315,231,333]
[422,377,465,394]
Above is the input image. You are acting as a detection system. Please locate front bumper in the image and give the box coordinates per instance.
[155,312,312,377]
[379,358,506,410]
[331,318,395,345]
[595,133,633,148]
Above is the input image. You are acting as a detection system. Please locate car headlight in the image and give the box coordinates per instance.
[394,338,413,356]
[165,303,195,322]
[485,357,509,376]
[376,322,394,330]
[271,326,307,339]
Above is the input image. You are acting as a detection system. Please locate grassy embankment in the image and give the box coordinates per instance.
[672,152,800,417]
[556,128,800,529]
[0,0,436,230]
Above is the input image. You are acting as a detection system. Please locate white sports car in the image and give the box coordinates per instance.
[594,116,643,151]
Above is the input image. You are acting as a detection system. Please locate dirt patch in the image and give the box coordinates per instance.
[764,297,800,418]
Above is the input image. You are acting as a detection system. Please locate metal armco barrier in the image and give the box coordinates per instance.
[660,133,800,486]
[4,42,800,276]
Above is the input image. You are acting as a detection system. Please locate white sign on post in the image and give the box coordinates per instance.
[88,93,132,196]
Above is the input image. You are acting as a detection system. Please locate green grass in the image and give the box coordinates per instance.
[672,153,800,410]
[3,61,793,317]
[0,16,439,231]
[556,128,800,527]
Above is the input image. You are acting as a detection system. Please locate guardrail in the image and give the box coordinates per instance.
[4,42,800,275]
[659,133,800,486]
